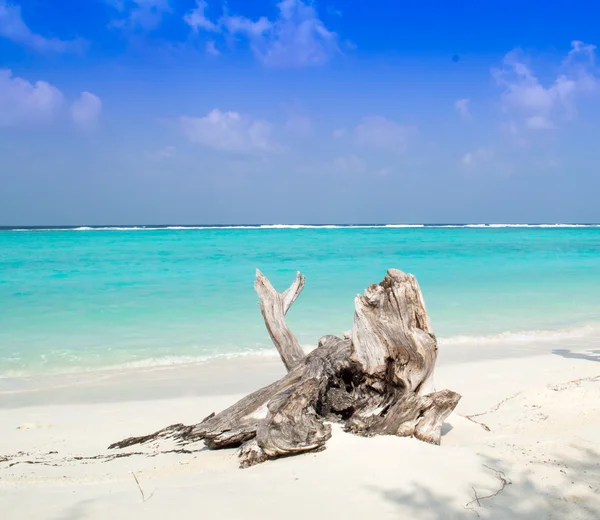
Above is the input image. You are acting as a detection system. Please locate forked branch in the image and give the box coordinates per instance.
[255,269,305,372]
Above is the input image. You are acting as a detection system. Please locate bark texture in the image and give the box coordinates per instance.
[110,268,461,467]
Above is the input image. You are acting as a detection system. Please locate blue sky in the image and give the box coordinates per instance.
[1,0,599,224]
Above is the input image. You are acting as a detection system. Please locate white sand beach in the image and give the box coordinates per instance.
[2,0,599,513]
[2,342,600,520]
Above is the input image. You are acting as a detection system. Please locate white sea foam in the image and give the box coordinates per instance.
[464,224,598,229]
[164,226,218,230]
[487,224,530,228]
[8,223,600,232]
[0,346,301,380]
[112,351,274,370]
[441,323,600,346]
[2,322,598,382]
[384,224,426,228]
[537,224,591,228]
[75,226,150,231]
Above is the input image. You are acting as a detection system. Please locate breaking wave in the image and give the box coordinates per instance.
[7,223,600,232]
[441,323,600,346]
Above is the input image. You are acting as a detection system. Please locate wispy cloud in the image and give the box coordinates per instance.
[157,145,176,159]
[205,40,219,56]
[0,0,85,53]
[493,40,598,132]
[184,0,339,67]
[326,154,392,176]
[70,92,102,130]
[180,109,278,153]
[331,154,365,173]
[461,147,493,167]
[454,98,471,120]
[104,0,127,10]
[246,0,339,67]
[525,115,555,130]
[354,116,413,152]
[326,5,342,17]
[221,14,271,37]
[108,0,171,32]
[184,0,219,32]
[284,114,311,136]
[460,147,515,177]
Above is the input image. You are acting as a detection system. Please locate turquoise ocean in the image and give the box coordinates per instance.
[1,225,599,378]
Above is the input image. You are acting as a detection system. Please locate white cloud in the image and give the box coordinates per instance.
[70,92,102,129]
[494,40,598,131]
[332,127,346,139]
[502,121,519,136]
[222,15,272,37]
[206,40,219,56]
[460,148,515,176]
[454,98,470,120]
[461,152,473,166]
[354,116,412,152]
[0,69,101,130]
[109,0,171,31]
[327,155,392,176]
[186,0,338,67]
[284,114,311,135]
[332,154,365,173]
[532,157,559,170]
[0,0,85,53]
[344,39,357,51]
[0,69,64,127]
[180,109,277,153]
[157,145,176,159]
[327,6,342,17]
[461,148,493,167]
[184,0,219,32]
[525,115,554,130]
[244,0,339,67]
[104,0,126,10]
[376,167,392,176]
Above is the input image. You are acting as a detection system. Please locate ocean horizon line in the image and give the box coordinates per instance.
[2,223,600,232]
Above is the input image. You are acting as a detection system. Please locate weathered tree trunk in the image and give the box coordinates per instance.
[109,269,461,467]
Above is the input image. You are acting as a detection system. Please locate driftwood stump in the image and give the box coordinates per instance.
[109,269,461,467]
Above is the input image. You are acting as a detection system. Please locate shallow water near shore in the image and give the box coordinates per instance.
[1,225,599,377]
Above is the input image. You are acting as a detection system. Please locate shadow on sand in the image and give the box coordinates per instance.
[552,349,600,362]
[369,446,600,519]
[52,499,96,520]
